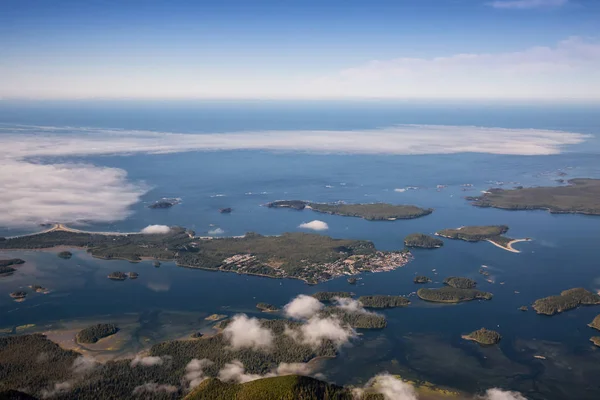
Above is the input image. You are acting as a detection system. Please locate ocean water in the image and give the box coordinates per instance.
[1,101,600,399]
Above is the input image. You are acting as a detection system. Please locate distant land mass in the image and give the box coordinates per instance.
[466,178,600,215]
[267,200,433,220]
[0,227,412,284]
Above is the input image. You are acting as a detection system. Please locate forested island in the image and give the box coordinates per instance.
[9,291,26,300]
[256,302,278,312]
[404,233,444,249]
[444,277,477,289]
[76,323,119,344]
[29,285,47,293]
[148,198,181,209]
[107,271,127,281]
[417,287,493,303]
[312,292,353,301]
[533,288,600,315]
[57,251,72,259]
[128,272,139,279]
[358,295,410,308]
[267,200,433,220]
[466,178,600,215]
[436,225,527,252]
[462,328,502,345]
[0,227,413,284]
[414,276,431,284]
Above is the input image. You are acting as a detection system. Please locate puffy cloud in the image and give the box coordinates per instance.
[488,0,567,9]
[130,355,171,367]
[218,360,263,383]
[132,383,178,395]
[223,314,274,351]
[283,295,324,320]
[72,356,98,375]
[288,316,356,348]
[484,388,528,400]
[41,381,72,398]
[273,362,317,377]
[184,358,214,389]
[140,225,171,234]
[298,220,329,231]
[353,374,417,400]
[334,297,372,315]
[208,227,225,235]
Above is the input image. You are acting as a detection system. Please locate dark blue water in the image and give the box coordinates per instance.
[1,101,600,399]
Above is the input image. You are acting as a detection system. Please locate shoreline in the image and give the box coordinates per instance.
[485,238,531,253]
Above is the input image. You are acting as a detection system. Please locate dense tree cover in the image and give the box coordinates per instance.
[0,334,79,395]
[107,271,127,280]
[436,226,509,241]
[0,266,16,274]
[57,251,72,259]
[0,390,39,399]
[0,259,25,267]
[444,277,477,289]
[319,308,387,329]
[467,178,600,215]
[357,295,410,309]
[186,375,357,400]
[267,201,433,220]
[588,314,600,330]
[312,292,353,301]
[76,323,119,344]
[533,288,600,315]
[256,303,279,312]
[404,233,443,249]
[462,328,501,345]
[414,276,431,284]
[417,287,493,303]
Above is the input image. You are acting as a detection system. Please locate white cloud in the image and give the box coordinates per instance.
[140,225,171,234]
[355,374,417,400]
[130,355,170,367]
[484,388,528,400]
[72,356,98,375]
[208,227,225,235]
[489,0,567,9]
[288,316,356,348]
[334,297,373,315]
[284,295,324,320]
[0,122,590,228]
[218,360,264,383]
[298,220,329,231]
[41,381,72,398]
[184,358,214,389]
[394,188,406,193]
[272,362,316,377]
[132,383,178,395]
[223,314,274,351]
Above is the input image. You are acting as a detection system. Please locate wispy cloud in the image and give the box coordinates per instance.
[488,0,567,9]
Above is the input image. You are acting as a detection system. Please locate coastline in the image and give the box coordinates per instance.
[485,238,530,253]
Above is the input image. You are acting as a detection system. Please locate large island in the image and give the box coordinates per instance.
[0,226,412,284]
[436,225,529,253]
[532,288,600,315]
[267,200,433,220]
[466,178,600,215]
[417,287,493,303]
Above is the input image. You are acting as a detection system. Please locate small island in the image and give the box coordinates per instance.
[404,233,444,249]
[107,271,127,281]
[466,178,600,216]
[591,337,600,347]
[9,291,27,300]
[347,277,357,285]
[153,261,161,268]
[414,276,431,284]
[267,200,433,220]
[462,328,502,345]
[312,292,353,302]
[205,314,227,321]
[219,208,233,214]
[358,295,410,308]
[256,303,279,312]
[148,198,181,209]
[532,288,600,315]
[29,285,48,294]
[588,314,600,331]
[57,251,72,259]
[444,276,477,289]
[417,287,493,303]
[436,225,528,253]
[519,306,528,311]
[76,323,119,344]
[128,272,139,279]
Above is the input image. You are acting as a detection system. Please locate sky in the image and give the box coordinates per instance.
[1,0,599,100]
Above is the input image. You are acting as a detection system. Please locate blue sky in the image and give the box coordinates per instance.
[1,0,599,100]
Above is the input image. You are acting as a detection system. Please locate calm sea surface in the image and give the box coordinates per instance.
[1,101,600,399]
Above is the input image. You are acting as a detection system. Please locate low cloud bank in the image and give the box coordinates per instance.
[286,316,356,349]
[140,225,171,234]
[298,220,329,231]
[41,381,72,398]
[217,360,319,384]
[130,355,171,367]
[184,358,214,389]
[223,314,274,351]
[72,356,98,375]
[132,383,178,395]
[283,295,324,320]
[484,388,528,400]
[334,297,373,315]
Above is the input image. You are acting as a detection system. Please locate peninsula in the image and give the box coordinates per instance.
[417,287,493,303]
[532,288,600,315]
[0,226,413,284]
[436,225,529,253]
[466,178,600,215]
[266,200,433,220]
[462,328,501,345]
